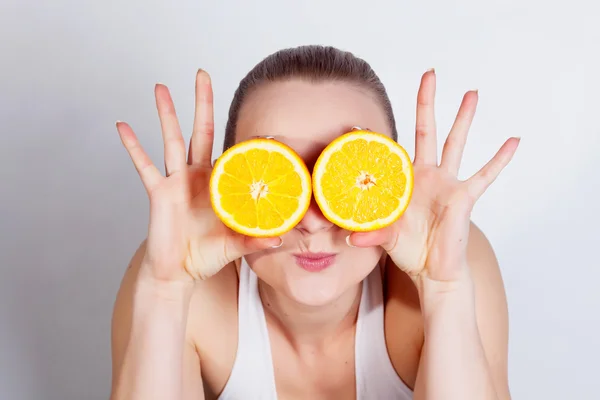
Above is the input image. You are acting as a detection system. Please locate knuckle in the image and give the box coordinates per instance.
[415,126,429,139]
[196,122,214,137]
[166,136,185,147]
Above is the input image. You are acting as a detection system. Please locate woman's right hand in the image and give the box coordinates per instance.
[116,70,281,285]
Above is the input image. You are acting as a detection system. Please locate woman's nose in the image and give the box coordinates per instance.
[294,198,334,234]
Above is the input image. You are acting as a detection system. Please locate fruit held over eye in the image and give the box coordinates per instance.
[312,130,414,231]
[210,138,312,237]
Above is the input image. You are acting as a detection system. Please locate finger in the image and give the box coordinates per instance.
[155,84,187,176]
[466,137,521,200]
[414,69,438,165]
[188,69,215,167]
[116,121,163,192]
[440,90,478,176]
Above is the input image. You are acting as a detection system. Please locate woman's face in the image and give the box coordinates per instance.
[235,79,392,306]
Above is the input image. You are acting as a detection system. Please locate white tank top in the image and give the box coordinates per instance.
[217,258,413,399]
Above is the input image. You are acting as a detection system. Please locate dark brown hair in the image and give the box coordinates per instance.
[223,45,398,152]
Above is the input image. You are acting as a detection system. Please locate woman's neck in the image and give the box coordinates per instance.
[258,280,363,350]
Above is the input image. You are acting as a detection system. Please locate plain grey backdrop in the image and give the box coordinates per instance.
[1,0,598,399]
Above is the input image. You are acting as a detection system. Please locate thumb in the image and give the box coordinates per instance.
[192,236,283,281]
[346,225,397,251]
[241,235,284,255]
[218,234,282,270]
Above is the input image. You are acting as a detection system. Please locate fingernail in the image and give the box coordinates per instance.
[471,89,479,93]
[270,237,283,249]
[427,68,435,74]
[345,235,356,248]
[115,120,122,125]
[197,69,211,82]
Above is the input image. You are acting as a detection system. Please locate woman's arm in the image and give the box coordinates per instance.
[413,223,510,400]
[110,241,204,400]
[110,71,276,400]
[345,69,517,399]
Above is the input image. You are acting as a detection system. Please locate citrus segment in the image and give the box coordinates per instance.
[210,138,311,237]
[223,153,254,182]
[261,152,294,183]
[267,194,299,219]
[312,130,413,231]
[245,148,270,180]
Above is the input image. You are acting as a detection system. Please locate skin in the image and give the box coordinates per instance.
[110,68,518,400]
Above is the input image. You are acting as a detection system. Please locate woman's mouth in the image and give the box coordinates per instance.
[293,252,337,272]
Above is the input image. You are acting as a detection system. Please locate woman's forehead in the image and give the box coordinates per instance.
[234,80,391,161]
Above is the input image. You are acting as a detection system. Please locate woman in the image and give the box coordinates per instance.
[110,45,518,399]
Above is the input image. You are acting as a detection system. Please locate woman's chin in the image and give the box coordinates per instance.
[285,273,348,307]
[248,250,381,307]
[280,262,372,307]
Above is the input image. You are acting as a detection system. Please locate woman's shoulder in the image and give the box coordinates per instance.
[111,241,240,397]
[188,257,239,317]
[115,239,240,395]
[116,240,240,348]
[382,257,423,390]
[382,221,509,390]
[186,258,240,395]
[187,258,240,343]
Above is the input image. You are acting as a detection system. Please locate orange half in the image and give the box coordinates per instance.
[312,130,414,231]
[210,138,312,237]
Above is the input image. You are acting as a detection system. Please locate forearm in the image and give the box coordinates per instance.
[112,276,194,400]
[414,269,499,400]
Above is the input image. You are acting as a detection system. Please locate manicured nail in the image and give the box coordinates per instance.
[270,237,283,249]
[345,235,356,248]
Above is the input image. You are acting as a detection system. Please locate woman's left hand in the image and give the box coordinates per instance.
[348,69,520,287]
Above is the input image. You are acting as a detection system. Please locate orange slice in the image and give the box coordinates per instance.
[312,130,414,231]
[210,138,312,237]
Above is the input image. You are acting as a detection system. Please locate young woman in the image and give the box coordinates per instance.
[110,45,519,400]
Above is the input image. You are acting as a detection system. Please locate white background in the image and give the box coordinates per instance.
[1,0,598,399]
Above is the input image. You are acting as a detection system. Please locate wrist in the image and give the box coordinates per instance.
[130,277,194,337]
[415,263,477,321]
[136,264,196,305]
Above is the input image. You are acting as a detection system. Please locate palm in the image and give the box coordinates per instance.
[392,164,474,280]
[117,70,280,284]
[350,70,519,282]
[185,166,252,277]
[143,165,221,281]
